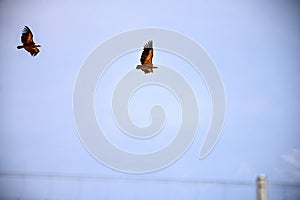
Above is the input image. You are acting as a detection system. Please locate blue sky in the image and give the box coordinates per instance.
[0,0,299,199]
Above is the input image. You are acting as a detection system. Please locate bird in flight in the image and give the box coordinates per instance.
[17,26,41,56]
[136,40,158,74]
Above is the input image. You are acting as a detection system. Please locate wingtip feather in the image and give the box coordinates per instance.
[22,25,31,33]
[144,40,153,49]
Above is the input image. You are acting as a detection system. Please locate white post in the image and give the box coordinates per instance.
[256,174,267,200]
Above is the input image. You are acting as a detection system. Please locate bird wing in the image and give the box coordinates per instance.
[140,40,153,65]
[21,26,34,44]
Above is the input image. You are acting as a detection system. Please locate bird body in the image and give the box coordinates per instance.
[17,26,41,56]
[136,40,157,74]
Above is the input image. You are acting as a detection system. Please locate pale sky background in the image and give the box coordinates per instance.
[0,0,300,199]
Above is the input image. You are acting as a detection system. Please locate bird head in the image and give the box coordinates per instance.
[136,65,142,69]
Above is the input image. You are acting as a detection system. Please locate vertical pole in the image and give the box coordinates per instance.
[256,174,267,200]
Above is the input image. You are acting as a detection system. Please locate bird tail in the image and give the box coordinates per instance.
[153,66,158,68]
[136,65,141,69]
[17,46,23,49]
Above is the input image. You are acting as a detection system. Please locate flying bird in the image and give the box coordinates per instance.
[136,40,158,74]
[17,26,41,56]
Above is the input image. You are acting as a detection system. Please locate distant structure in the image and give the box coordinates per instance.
[256,174,268,200]
[136,40,158,74]
[17,26,41,56]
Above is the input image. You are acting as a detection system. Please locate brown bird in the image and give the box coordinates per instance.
[136,40,158,74]
[17,26,41,56]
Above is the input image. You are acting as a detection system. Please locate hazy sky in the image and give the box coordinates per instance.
[0,0,299,199]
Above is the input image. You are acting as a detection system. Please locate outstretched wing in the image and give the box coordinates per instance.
[21,26,34,44]
[140,40,153,65]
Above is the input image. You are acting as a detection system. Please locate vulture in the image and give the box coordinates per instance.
[17,26,41,56]
[136,40,158,74]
